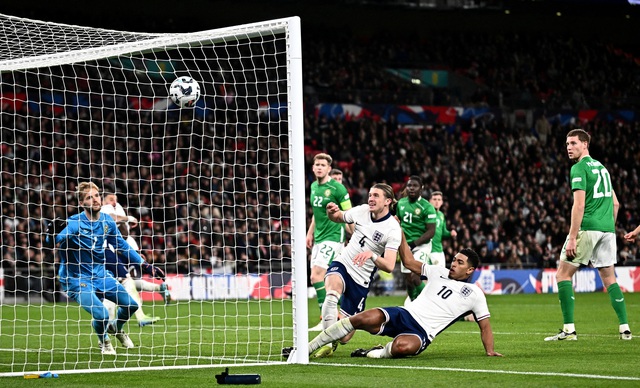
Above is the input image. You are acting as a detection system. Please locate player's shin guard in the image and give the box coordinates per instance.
[134,278,161,292]
[557,280,575,324]
[607,283,629,325]
[309,318,355,354]
[321,290,340,330]
[122,277,146,321]
[103,299,117,322]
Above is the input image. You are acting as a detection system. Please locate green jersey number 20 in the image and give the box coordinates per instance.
[592,169,612,198]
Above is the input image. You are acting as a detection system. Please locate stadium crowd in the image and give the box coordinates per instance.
[2,26,640,299]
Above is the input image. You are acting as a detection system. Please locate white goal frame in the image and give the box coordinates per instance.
[0,14,308,376]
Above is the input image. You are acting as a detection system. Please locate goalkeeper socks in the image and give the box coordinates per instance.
[92,318,109,343]
[366,342,394,359]
[607,283,629,325]
[321,290,340,330]
[313,282,326,312]
[557,280,575,325]
[309,318,354,354]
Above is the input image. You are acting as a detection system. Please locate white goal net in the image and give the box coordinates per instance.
[0,14,307,376]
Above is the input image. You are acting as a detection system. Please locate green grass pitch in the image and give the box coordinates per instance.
[1,292,638,387]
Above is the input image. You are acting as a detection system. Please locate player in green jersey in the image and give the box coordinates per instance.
[307,153,353,330]
[427,191,457,267]
[545,129,631,341]
[396,176,436,301]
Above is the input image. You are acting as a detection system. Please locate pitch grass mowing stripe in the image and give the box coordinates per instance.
[316,362,640,382]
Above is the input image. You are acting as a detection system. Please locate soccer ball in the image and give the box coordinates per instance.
[169,76,201,108]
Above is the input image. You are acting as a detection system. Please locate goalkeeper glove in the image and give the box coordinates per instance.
[141,262,166,280]
[44,218,67,248]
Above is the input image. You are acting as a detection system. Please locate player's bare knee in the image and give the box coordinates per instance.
[392,337,419,356]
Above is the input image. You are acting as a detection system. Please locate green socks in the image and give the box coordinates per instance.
[557,280,575,325]
[313,281,326,311]
[607,283,629,325]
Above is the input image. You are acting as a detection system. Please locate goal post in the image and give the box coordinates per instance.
[0,13,308,376]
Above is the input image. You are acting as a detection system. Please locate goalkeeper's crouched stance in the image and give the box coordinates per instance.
[44,182,166,355]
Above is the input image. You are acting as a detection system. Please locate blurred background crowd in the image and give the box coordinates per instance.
[2,0,640,297]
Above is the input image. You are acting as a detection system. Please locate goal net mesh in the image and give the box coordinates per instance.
[0,14,306,375]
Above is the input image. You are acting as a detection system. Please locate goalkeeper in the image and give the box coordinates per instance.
[44,182,165,355]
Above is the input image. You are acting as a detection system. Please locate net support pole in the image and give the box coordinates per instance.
[286,16,309,364]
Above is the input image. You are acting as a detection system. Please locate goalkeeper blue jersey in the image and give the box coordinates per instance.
[54,212,143,281]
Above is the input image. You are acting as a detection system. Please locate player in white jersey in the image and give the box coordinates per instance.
[289,232,502,359]
[314,183,402,357]
[101,191,170,327]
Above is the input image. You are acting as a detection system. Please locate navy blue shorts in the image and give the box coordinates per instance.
[325,261,370,317]
[377,307,431,355]
[104,249,131,279]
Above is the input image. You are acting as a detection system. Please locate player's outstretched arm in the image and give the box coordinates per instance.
[478,318,502,357]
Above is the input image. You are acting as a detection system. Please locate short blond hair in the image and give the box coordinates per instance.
[77,182,100,202]
[313,153,333,165]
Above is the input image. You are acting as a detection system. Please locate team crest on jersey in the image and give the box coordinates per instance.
[372,230,384,243]
[324,189,331,197]
[104,225,109,234]
[460,285,473,298]
[414,208,421,215]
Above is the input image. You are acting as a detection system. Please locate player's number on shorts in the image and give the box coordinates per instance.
[437,285,453,299]
[591,168,612,198]
[320,244,334,258]
[312,196,324,207]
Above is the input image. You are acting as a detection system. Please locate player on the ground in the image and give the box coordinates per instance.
[314,183,401,357]
[396,176,436,302]
[284,234,501,359]
[44,182,165,355]
[101,190,170,327]
[307,153,353,331]
[544,129,631,341]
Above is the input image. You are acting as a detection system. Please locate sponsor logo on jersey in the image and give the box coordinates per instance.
[400,206,405,210]
[372,230,384,243]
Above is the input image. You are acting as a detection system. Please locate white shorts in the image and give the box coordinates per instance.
[401,242,432,274]
[560,230,616,268]
[427,251,446,267]
[310,241,345,269]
